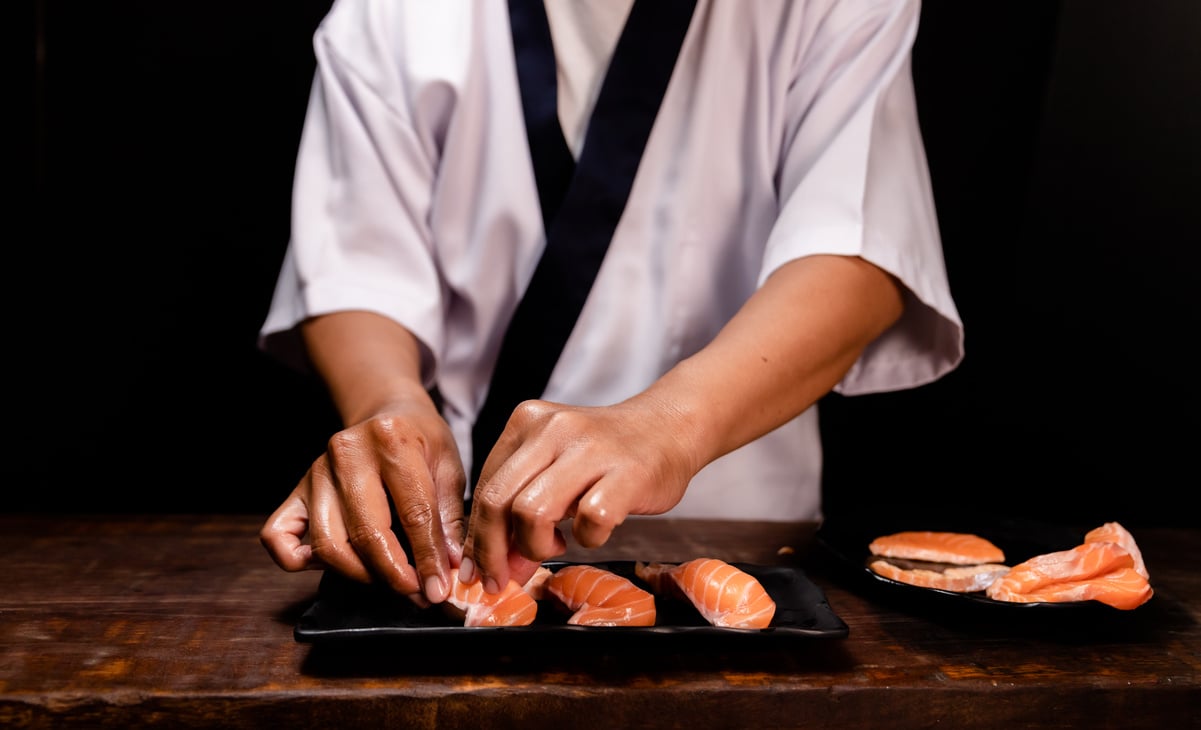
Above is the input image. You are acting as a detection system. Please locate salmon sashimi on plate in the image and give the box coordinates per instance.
[986,539,1131,594]
[634,558,776,629]
[443,567,539,627]
[869,559,1011,593]
[1084,521,1149,580]
[544,564,656,627]
[869,531,1006,565]
[985,567,1153,610]
[984,538,1154,610]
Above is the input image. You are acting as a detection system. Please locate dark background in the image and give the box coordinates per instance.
[24,1,1200,527]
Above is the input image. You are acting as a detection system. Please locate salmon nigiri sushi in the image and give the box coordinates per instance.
[545,564,656,627]
[443,567,539,627]
[635,558,776,629]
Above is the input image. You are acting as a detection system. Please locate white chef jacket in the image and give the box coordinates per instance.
[259,0,965,521]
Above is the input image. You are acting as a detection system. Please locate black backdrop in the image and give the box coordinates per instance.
[24,1,1200,527]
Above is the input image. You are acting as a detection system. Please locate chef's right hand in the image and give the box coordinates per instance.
[259,396,467,608]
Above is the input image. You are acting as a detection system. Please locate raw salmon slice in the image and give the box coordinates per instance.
[986,540,1132,596]
[545,565,656,627]
[869,531,1006,565]
[635,558,776,629]
[985,567,1153,610]
[444,567,539,627]
[1084,521,1149,580]
[984,539,1153,610]
[869,559,1010,593]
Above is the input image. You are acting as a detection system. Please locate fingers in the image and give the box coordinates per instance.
[465,407,612,592]
[323,424,435,604]
[508,550,550,588]
[434,454,467,568]
[461,475,518,594]
[262,402,469,610]
[259,490,319,572]
[305,450,383,586]
[460,411,526,591]
[462,398,703,595]
[509,467,579,559]
[466,457,608,592]
[386,463,452,604]
[568,479,628,549]
[376,418,469,604]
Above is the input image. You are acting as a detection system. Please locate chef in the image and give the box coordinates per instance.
[258,0,964,606]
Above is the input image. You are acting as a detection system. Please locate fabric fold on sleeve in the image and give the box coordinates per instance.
[761,0,964,394]
[258,4,449,385]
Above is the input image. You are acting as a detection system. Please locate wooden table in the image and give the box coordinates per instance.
[1,515,1197,729]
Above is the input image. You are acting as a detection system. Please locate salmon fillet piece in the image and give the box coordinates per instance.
[444,567,539,627]
[986,540,1132,595]
[869,531,1006,565]
[1085,521,1149,580]
[985,567,1153,610]
[869,559,1010,593]
[635,558,776,629]
[984,539,1153,610]
[545,565,656,627]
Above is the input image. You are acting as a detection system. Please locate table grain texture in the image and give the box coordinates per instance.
[1,514,1197,729]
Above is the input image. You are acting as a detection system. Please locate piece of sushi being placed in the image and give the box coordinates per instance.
[442,567,539,627]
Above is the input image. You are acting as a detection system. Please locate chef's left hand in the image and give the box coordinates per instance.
[460,396,699,593]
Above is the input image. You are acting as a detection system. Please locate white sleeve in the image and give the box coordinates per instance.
[258,1,450,380]
[762,0,964,394]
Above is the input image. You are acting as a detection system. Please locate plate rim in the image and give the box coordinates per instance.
[295,558,850,642]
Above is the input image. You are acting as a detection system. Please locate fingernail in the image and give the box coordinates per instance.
[460,558,475,583]
[483,577,500,595]
[425,574,447,603]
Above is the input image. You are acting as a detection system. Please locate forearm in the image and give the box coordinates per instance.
[639,254,904,472]
[300,310,435,426]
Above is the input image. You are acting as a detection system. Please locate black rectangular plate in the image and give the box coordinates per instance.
[295,560,849,642]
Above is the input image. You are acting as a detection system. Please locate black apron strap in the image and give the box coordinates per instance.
[506,0,575,228]
[471,0,697,488]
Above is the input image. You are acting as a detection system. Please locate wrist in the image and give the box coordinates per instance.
[628,360,721,478]
[342,378,439,427]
